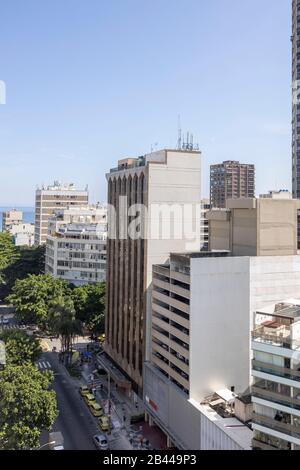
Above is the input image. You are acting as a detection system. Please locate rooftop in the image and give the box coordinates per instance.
[190,391,253,450]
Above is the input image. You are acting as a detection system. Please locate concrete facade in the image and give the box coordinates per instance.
[45,205,107,285]
[105,149,202,392]
[208,197,300,257]
[145,253,300,449]
[2,209,23,232]
[34,182,88,245]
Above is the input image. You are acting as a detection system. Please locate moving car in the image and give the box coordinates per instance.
[89,402,103,417]
[84,393,96,406]
[79,385,90,397]
[93,434,108,450]
[99,415,110,432]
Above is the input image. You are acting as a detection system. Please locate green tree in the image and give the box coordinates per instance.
[0,364,58,450]
[3,245,45,295]
[0,233,19,285]
[7,274,70,327]
[0,330,42,365]
[49,295,82,355]
[71,282,105,336]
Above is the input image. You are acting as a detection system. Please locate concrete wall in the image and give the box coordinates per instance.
[208,198,299,257]
[257,199,298,256]
[145,150,201,361]
[189,255,300,403]
[144,363,201,450]
[189,256,251,401]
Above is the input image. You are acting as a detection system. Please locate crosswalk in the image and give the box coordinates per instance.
[0,324,20,330]
[36,360,52,371]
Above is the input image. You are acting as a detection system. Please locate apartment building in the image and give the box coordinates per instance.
[104,148,202,392]
[9,223,34,246]
[2,209,22,232]
[45,205,107,286]
[144,195,300,449]
[200,198,210,250]
[34,182,88,245]
[210,161,255,208]
[252,300,300,450]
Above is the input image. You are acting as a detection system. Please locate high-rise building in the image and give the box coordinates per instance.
[34,182,89,245]
[144,196,300,449]
[210,161,255,208]
[2,209,23,232]
[200,198,211,250]
[45,205,107,286]
[252,300,300,450]
[103,149,202,393]
[292,0,300,199]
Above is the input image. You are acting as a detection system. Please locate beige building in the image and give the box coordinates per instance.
[2,209,23,232]
[210,160,255,208]
[104,148,202,393]
[207,194,300,256]
[45,205,107,286]
[34,182,89,245]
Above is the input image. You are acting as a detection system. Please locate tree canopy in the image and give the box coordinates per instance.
[49,295,82,354]
[0,234,45,300]
[0,330,42,366]
[7,274,70,326]
[71,282,105,335]
[0,364,58,449]
[0,233,19,285]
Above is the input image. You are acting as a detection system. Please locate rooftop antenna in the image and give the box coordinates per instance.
[177,115,182,150]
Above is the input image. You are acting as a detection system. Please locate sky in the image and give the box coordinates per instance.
[0,0,292,206]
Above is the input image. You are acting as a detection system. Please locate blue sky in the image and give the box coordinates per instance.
[0,0,292,205]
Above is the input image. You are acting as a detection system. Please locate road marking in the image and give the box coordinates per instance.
[42,362,47,368]
[46,361,51,368]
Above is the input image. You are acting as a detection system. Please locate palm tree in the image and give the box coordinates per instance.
[48,296,82,362]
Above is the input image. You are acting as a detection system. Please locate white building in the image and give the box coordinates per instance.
[9,223,34,246]
[45,205,107,286]
[144,252,300,450]
[252,300,300,450]
[35,181,89,245]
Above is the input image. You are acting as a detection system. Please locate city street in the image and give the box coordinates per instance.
[39,351,98,450]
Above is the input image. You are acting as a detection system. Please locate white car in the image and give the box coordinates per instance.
[93,434,108,450]
[2,317,9,325]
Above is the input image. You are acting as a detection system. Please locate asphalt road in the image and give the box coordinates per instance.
[40,352,98,450]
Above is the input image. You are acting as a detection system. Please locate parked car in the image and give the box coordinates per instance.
[89,402,103,417]
[79,385,90,397]
[93,434,108,450]
[99,415,110,432]
[84,393,96,406]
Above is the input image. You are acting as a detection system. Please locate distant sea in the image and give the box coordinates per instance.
[0,207,35,232]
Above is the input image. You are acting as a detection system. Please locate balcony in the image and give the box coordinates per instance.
[252,323,300,350]
[252,382,300,410]
[252,359,300,383]
[253,413,300,439]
